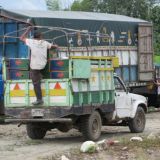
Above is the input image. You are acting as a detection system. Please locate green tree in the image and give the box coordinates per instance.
[46,0,60,11]
[150,5,160,54]
[71,0,155,20]
[71,0,82,11]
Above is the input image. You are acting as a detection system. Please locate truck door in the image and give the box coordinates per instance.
[138,23,154,81]
[114,76,132,118]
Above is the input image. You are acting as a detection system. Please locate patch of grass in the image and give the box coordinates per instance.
[25,139,43,145]
[120,137,160,149]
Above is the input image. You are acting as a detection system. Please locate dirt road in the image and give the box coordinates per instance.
[0,112,160,160]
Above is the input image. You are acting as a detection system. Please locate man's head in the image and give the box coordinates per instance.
[34,31,42,39]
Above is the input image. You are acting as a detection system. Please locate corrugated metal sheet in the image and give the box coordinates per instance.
[0,9,148,23]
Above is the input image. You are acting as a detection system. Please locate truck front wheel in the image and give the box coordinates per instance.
[26,123,47,139]
[128,107,146,133]
[80,111,102,141]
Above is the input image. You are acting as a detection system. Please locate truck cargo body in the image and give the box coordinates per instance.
[0,9,155,108]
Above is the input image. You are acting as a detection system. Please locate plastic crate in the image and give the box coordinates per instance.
[9,58,29,70]
[8,69,30,80]
[49,59,69,71]
[50,71,69,79]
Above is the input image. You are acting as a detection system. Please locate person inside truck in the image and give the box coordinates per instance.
[20,26,58,105]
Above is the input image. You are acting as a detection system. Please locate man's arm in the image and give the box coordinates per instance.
[20,26,32,43]
[51,44,58,49]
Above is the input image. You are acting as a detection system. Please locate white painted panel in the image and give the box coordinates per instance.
[115,51,122,65]
[97,51,102,56]
[103,50,109,56]
[106,72,113,90]
[90,72,99,91]
[10,97,25,104]
[122,51,129,65]
[83,52,88,56]
[71,80,78,92]
[50,96,66,103]
[29,97,37,103]
[81,81,88,91]
[130,51,138,65]
[110,50,115,56]
[100,71,106,90]
[59,52,68,58]
[74,52,83,56]
[49,82,66,89]
[71,80,88,92]
[10,83,25,90]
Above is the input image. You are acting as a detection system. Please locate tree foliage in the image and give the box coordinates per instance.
[46,0,60,11]
[71,0,155,19]
[150,5,160,54]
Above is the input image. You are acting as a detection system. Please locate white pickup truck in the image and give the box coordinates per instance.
[4,56,147,141]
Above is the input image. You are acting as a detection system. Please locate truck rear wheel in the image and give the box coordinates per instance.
[128,107,146,133]
[26,123,47,139]
[80,111,102,141]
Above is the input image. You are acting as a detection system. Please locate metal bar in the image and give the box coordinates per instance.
[91,68,114,71]
[5,118,73,123]
[70,56,114,60]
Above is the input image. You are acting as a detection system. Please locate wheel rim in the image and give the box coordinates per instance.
[136,110,144,129]
[92,118,99,134]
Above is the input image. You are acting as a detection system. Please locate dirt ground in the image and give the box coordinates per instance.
[0,112,160,160]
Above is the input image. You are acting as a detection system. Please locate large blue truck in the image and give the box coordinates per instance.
[0,9,156,113]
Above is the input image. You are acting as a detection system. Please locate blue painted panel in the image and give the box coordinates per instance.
[0,63,2,74]
[115,68,121,77]
[0,24,4,42]
[0,74,2,80]
[5,23,17,42]
[0,80,4,96]
[0,45,3,57]
[18,41,29,58]
[5,44,17,58]
[130,66,138,82]
[122,66,129,82]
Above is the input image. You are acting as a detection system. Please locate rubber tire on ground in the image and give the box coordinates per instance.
[26,123,47,139]
[128,107,146,133]
[80,111,102,141]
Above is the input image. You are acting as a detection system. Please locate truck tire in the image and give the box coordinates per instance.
[26,123,47,139]
[80,111,102,141]
[128,107,146,133]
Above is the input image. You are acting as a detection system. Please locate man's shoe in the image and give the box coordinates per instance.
[32,100,44,105]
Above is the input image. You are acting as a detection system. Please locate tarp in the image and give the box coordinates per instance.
[0,9,151,47]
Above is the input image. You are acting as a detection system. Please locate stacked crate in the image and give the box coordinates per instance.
[7,58,30,80]
[49,59,69,79]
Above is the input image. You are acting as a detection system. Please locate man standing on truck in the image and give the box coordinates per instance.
[20,26,58,105]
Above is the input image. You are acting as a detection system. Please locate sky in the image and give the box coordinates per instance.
[0,0,47,10]
[60,0,75,9]
[0,0,75,10]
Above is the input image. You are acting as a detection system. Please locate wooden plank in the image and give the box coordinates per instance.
[138,23,154,81]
